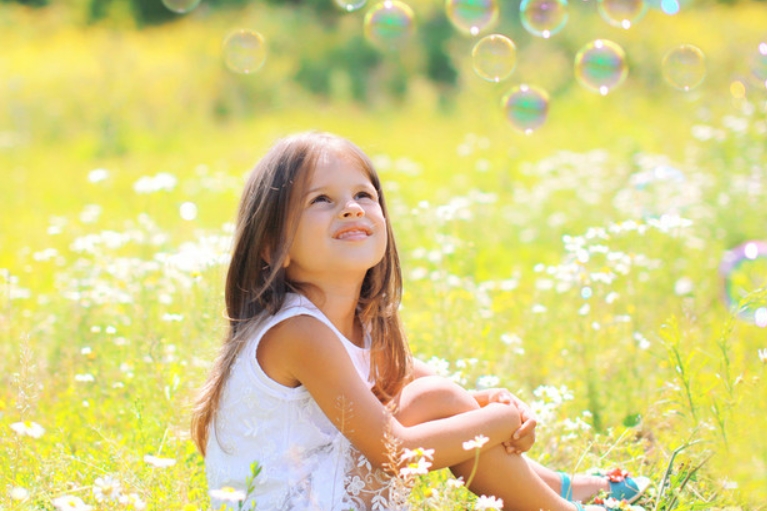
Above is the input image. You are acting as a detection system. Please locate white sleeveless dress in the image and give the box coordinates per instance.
[205,293,398,510]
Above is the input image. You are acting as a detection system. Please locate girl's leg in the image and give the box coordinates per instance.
[395,376,579,511]
[524,457,609,502]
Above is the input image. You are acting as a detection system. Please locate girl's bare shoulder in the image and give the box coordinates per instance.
[257,314,347,386]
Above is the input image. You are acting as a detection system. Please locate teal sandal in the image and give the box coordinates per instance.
[558,469,650,507]
[597,468,651,504]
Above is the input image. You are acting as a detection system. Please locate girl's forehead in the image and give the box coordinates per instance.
[310,149,373,184]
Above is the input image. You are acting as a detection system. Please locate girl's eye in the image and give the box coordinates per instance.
[310,195,331,205]
[355,191,376,200]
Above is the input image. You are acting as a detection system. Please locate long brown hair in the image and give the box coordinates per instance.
[191,132,411,455]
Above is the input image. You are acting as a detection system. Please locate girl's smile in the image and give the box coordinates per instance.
[333,223,373,241]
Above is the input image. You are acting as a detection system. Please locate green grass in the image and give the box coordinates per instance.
[1,1,767,509]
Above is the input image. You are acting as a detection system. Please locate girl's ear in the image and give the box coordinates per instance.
[282,255,291,268]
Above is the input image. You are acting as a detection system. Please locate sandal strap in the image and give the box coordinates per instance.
[558,471,573,500]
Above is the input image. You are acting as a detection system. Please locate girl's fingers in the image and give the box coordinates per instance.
[520,418,537,434]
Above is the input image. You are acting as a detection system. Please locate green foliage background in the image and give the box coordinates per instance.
[1,0,766,509]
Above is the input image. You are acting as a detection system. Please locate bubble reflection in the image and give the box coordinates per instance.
[719,241,767,326]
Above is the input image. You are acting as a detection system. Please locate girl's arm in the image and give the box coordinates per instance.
[411,357,537,453]
[257,316,520,471]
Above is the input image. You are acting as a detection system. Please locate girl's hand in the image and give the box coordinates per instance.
[506,393,537,454]
[473,389,538,454]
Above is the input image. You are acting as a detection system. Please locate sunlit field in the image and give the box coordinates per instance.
[1,1,766,509]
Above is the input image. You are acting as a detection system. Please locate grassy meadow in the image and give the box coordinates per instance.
[1,0,767,509]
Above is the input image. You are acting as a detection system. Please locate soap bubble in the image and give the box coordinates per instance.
[662,44,706,91]
[659,0,680,14]
[335,0,367,12]
[501,84,549,134]
[446,0,499,36]
[719,241,767,326]
[750,42,767,89]
[598,0,647,28]
[162,0,201,14]
[472,34,517,82]
[574,39,628,95]
[520,0,569,38]
[364,0,416,49]
[223,30,267,74]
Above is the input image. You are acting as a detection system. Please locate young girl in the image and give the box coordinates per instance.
[190,132,648,510]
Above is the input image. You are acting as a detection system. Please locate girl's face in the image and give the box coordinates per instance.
[285,149,387,286]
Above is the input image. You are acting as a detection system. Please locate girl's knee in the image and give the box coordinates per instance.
[395,376,478,426]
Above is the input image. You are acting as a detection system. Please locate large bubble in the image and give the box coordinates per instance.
[364,0,416,49]
[501,84,550,134]
[223,30,267,74]
[472,34,517,82]
[662,44,706,91]
[598,0,647,29]
[574,39,628,95]
[750,42,767,89]
[719,241,767,327]
[519,0,568,39]
[161,0,201,14]
[335,0,368,12]
[446,0,499,36]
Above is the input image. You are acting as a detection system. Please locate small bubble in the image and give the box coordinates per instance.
[364,0,415,49]
[662,44,706,91]
[597,0,647,28]
[162,0,201,13]
[223,30,267,74]
[719,241,767,326]
[446,0,499,36]
[335,0,367,11]
[574,39,628,95]
[501,84,550,134]
[472,34,517,82]
[519,0,568,38]
[660,0,679,14]
[750,42,767,89]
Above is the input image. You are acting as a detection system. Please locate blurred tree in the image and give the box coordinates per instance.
[86,0,252,24]
[87,0,175,24]
[419,10,458,109]
[332,36,382,102]
[0,0,48,6]
[262,0,338,24]
[294,57,333,98]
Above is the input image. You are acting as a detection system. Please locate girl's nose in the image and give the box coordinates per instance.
[341,200,364,218]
